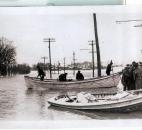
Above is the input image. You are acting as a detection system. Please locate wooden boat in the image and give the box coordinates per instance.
[48,90,142,112]
[24,72,121,94]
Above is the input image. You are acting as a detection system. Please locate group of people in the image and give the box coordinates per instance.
[58,70,84,81]
[36,60,114,81]
[37,65,84,81]
[121,61,142,91]
[36,60,142,92]
[105,60,142,91]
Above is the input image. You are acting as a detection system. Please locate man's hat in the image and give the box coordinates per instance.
[110,60,113,64]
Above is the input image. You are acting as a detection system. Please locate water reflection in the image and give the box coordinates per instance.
[48,106,104,120]
[48,103,142,120]
[23,89,92,120]
[26,89,142,120]
[0,88,17,120]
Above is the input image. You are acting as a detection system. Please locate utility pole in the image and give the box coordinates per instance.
[43,38,55,79]
[80,41,96,78]
[58,61,60,75]
[93,13,101,77]
[73,51,76,76]
[63,57,66,73]
[41,56,48,70]
[54,63,56,74]
[89,40,95,77]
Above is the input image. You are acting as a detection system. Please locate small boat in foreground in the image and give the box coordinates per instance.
[48,90,142,112]
[24,72,121,94]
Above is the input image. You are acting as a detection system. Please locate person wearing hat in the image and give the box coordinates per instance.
[106,60,113,76]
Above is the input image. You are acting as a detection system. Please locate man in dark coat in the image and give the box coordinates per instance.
[121,62,136,91]
[133,62,142,90]
[37,65,45,81]
[121,65,132,90]
[106,60,113,76]
[59,73,68,81]
[76,70,84,80]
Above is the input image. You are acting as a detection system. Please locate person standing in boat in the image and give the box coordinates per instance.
[37,65,46,81]
[76,70,84,80]
[59,73,68,81]
[133,62,142,90]
[106,60,113,76]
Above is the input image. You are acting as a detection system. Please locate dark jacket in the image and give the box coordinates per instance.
[76,71,84,80]
[59,73,67,81]
[106,64,112,75]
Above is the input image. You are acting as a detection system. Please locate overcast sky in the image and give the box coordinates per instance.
[0,6,142,66]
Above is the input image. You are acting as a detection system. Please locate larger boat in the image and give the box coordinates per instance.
[24,72,121,94]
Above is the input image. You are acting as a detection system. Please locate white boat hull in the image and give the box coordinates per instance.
[24,73,121,94]
[48,90,142,112]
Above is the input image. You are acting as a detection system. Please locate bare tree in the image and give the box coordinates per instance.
[0,40,16,75]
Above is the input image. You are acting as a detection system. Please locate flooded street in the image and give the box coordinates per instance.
[0,74,90,121]
[1,69,142,121]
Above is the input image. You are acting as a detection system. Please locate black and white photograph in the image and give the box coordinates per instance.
[0,6,142,128]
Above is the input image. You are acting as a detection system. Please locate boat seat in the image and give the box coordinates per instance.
[106,91,130,101]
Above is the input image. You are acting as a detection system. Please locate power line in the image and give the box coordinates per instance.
[116,19,142,23]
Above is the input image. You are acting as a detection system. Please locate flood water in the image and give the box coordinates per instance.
[1,68,142,121]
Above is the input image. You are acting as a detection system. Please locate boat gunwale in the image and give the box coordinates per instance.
[48,94,142,108]
[24,72,121,85]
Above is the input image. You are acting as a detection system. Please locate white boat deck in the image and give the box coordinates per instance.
[48,91,142,111]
